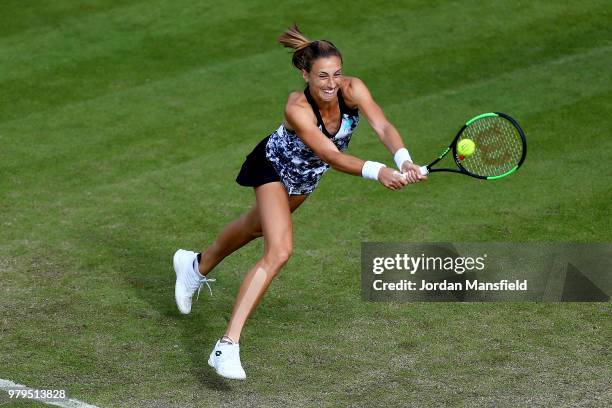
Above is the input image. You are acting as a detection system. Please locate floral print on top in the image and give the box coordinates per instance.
[265,86,360,195]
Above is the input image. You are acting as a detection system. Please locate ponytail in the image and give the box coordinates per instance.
[278,24,342,72]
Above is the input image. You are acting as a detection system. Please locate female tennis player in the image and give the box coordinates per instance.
[173,25,426,380]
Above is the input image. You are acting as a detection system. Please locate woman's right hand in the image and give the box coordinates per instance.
[378,167,409,190]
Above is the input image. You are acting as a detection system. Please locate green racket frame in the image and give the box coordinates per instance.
[418,112,527,180]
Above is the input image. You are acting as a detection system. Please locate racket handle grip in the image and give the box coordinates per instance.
[419,165,429,175]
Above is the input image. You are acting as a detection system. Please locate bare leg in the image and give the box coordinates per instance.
[223,182,295,343]
[199,193,306,276]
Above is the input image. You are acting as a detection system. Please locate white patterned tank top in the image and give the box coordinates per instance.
[265,86,360,195]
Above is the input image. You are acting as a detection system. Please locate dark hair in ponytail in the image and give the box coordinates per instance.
[278,24,343,72]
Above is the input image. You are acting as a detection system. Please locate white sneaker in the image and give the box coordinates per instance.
[208,340,247,380]
[173,249,215,314]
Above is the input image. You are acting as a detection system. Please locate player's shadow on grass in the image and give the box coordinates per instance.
[86,229,234,391]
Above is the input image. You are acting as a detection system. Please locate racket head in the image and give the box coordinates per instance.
[451,112,527,179]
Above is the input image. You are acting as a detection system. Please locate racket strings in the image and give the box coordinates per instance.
[459,117,524,177]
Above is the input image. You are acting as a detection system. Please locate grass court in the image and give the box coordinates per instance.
[1,1,610,406]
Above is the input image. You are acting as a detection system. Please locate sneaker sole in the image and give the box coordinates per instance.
[208,355,246,380]
[217,371,246,380]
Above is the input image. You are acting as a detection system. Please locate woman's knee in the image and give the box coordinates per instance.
[264,245,293,270]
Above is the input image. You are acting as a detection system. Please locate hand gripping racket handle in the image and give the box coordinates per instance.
[395,167,429,179]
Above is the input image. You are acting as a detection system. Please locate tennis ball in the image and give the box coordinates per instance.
[457,139,476,157]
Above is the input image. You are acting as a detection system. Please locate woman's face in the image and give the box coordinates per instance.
[303,56,343,102]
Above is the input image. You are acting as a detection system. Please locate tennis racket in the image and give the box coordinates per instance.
[418,112,527,180]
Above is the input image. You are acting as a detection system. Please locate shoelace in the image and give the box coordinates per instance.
[196,276,216,300]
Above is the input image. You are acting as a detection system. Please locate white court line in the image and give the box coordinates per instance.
[0,378,99,408]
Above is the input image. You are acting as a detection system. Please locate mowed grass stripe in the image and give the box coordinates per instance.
[3,0,608,82]
[2,43,610,197]
[2,1,610,122]
[0,29,279,122]
[0,0,285,80]
[362,45,612,145]
[0,49,609,256]
[352,8,611,107]
[1,47,610,247]
[0,0,136,39]
[3,40,609,149]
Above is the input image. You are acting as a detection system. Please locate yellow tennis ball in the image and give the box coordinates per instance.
[457,138,476,157]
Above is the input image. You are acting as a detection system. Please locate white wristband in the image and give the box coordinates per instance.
[393,148,412,169]
[362,161,386,180]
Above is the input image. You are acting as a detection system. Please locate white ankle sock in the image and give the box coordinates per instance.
[220,336,235,345]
